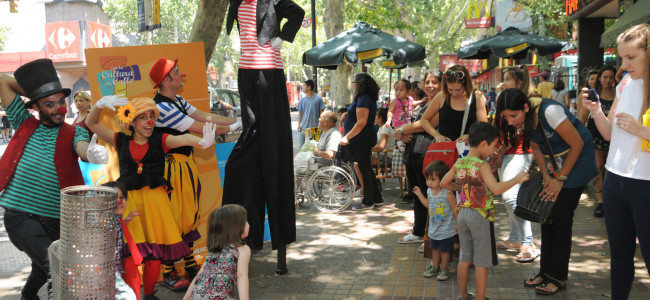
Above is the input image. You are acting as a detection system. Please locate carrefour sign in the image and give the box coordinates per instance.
[465,0,493,29]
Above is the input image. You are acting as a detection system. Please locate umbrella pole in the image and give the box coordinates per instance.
[388,69,392,108]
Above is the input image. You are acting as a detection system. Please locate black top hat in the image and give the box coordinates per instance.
[14,59,71,108]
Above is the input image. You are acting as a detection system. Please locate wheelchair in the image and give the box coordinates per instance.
[294,154,356,212]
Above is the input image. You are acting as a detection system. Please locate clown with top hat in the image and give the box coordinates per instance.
[0,58,109,299]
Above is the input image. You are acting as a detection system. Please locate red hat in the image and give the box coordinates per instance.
[149,58,178,88]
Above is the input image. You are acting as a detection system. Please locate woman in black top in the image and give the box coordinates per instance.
[577,64,617,218]
[341,73,384,210]
[421,64,488,143]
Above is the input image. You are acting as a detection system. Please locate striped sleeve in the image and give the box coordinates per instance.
[156,102,194,132]
[6,94,30,128]
[181,98,197,115]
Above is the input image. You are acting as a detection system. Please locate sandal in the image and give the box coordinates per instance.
[496,240,522,249]
[535,277,566,296]
[523,274,546,288]
[516,248,540,263]
[594,203,604,218]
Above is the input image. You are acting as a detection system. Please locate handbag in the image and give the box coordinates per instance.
[514,122,559,224]
[413,135,434,155]
[391,149,406,177]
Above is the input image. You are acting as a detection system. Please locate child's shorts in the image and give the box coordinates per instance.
[429,236,455,253]
[457,207,498,267]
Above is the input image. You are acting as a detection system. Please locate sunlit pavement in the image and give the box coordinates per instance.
[2,113,650,299]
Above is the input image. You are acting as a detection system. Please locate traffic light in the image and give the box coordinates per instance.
[9,0,18,13]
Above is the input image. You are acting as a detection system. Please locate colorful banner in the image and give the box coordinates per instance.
[84,42,220,265]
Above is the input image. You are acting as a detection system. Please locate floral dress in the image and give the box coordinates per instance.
[192,244,240,300]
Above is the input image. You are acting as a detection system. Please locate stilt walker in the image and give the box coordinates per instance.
[223,0,305,273]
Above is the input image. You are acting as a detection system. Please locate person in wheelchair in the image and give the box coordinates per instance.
[312,111,342,165]
[294,111,341,191]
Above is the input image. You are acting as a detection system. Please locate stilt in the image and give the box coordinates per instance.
[275,243,287,275]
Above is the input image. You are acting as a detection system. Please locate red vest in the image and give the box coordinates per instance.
[0,118,84,191]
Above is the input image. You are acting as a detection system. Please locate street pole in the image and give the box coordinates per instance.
[311,0,317,91]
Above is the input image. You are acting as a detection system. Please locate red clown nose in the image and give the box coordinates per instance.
[147,120,155,126]
[57,106,67,116]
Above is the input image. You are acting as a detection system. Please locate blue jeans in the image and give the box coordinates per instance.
[497,154,534,246]
[603,171,650,300]
[3,208,60,299]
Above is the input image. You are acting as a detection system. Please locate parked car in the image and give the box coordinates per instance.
[210,88,242,144]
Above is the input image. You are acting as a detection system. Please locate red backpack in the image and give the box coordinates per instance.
[422,141,458,173]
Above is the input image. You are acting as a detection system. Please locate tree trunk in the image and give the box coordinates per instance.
[324,0,352,107]
[189,0,229,69]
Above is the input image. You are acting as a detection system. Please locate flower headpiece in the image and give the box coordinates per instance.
[117,103,136,124]
[116,97,159,128]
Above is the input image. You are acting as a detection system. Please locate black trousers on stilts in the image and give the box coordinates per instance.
[223,68,296,250]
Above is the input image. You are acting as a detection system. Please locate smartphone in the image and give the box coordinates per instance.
[586,88,600,103]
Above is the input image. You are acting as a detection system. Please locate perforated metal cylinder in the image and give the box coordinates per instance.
[53,185,118,299]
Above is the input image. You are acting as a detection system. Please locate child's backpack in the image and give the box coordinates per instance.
[422,141,458,173]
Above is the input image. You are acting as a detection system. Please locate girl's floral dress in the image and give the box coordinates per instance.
[191,244,239,300]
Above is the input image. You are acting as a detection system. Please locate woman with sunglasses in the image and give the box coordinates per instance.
[394,70,443,248]
[420,65,488,144]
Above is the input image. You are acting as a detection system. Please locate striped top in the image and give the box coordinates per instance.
[238,0,284,69]
[0,95,89,218]
[155,95,197,133]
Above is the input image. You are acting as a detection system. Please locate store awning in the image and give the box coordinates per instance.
[601,0,650,47]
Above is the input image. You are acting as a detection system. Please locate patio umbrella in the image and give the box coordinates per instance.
[302,22,426,70]
[600,0,650,47]
[457,27,570,60]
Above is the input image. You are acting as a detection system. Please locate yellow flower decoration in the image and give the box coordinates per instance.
[117,103,136,124]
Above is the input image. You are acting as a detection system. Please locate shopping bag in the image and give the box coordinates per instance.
[423,141,458,173]
[391,149,406,177]
[514,171,554,224]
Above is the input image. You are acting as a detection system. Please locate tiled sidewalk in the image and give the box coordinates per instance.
[241,182,650,300]
[2,180,650,299]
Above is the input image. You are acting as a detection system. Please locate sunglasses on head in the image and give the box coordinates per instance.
[445,70,465,80]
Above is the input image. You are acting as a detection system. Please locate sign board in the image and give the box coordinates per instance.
[87,22,112,48]
[44,21,82,62]
[302,17,311,28]
[495,0,532,33]
[566,0,579,15]
[465,0,493,29]
[85,42,220,266]
[439,54,487,73]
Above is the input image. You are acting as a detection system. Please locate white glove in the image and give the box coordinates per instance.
[198,123,217,148]
[271,37,283,50]
[229,117,243,132]
[95,95,129,111]
[86,134,109,164]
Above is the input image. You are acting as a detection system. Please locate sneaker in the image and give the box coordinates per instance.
[400,193,413,204]
[352,203,374,211]
[398,233,423,244]
[373,201,384,206]
[162,271,190,291]
[456,292,475,300]
[418,242,425,253]
[354,189,363,197]
[423,265,439,278]
[185,265,200,281]
[437,268,450,281]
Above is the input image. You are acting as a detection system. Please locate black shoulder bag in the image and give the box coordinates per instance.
[514,122,559,224]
